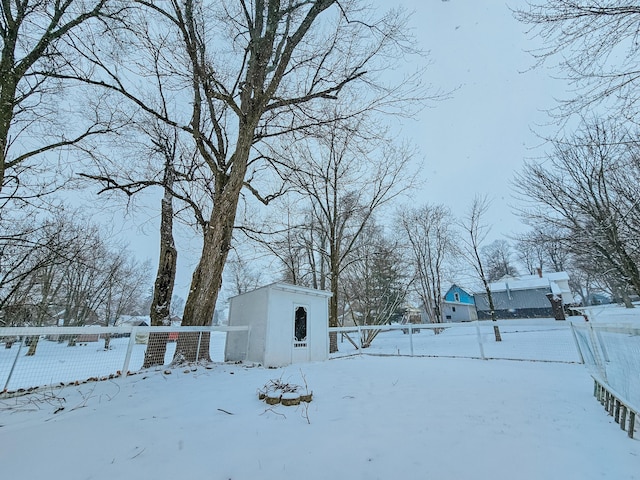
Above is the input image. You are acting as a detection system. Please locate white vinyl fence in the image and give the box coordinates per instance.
[0,325,249,395]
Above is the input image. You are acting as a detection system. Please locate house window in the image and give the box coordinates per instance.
[294,306,307,348]
[454,292,460,302]
[452,306,456,312]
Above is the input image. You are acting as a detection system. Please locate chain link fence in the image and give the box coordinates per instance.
[0,325,249,395]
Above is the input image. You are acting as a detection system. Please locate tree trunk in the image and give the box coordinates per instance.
[484,281,502,342]
[25,336,39,356]
[175,136,252,363]
[329,250,339,353]
[144,180,177,369]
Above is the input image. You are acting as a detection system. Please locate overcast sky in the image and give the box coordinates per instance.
[389,0,564,236]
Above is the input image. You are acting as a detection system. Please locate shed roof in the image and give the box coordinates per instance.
[229,282,332,300]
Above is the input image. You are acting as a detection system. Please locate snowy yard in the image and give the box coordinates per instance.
[1,355,639,480]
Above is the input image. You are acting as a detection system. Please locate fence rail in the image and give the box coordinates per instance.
[0,325,249,395]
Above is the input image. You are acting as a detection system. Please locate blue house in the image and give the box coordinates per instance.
[442,285,477,322]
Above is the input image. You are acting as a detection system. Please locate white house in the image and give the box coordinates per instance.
[224,282,332,367]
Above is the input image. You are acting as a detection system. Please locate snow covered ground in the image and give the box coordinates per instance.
[1,355,638,480]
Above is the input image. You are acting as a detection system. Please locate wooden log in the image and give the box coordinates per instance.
[266,393,281,405]
[281,393,301,406]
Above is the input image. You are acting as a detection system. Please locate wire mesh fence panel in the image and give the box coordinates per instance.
[329,320,581,363]
[571,325,605,377]
[480,320,581,363]
[408,325,484,358]
[1,326,247,394]
[1,332,131,392]
[587,326,640,411]
[571,322,640,437]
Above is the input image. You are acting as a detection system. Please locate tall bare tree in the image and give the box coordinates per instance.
[284,118,417,352]
[398,204,456,325]
[459,195,501,341]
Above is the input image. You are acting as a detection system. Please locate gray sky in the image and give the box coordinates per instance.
[393,0,564,236]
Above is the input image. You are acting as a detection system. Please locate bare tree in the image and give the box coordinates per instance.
[284,118,417,352]
[513,119,640,303]
[1,212,150,354]
[459,195,501,341]
[513,231,546,275]
[0,212,89,326]
[0,0,125,201]
[244,203,324,289]
[225,250,263,297]
[513,226,571,275]
[341,224,408,348]
[481,240,518,282]
[398,204,456,326]
[515,1,640,122]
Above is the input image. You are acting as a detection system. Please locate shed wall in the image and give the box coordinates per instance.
[263,289,329,366]
[225,287,269,363]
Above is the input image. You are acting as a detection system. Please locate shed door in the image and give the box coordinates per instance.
[292,306,309,363]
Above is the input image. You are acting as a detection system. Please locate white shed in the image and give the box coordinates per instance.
[224,282,332,367]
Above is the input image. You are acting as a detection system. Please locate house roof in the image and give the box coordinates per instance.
[487,272,569,293]
[445,284,473,297]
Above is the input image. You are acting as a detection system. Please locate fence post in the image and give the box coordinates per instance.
[3,337,24,392]
[409,325,414,356]
[357,325,362,355]
[195,331,203,362]
[594,328,610,362]
[122,327,137,375]
[475,320,486,360]
[569,323,585,364]
[587,322,607,381]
